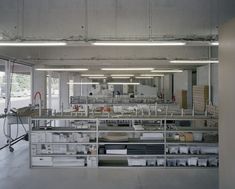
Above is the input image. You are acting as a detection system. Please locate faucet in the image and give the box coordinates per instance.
[34,92,42,117]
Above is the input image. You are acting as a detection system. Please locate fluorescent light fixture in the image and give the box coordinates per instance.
[81,74,104,77]
[135,76,153,79]
[112,76,130,79]
[92,41,186,46]
[211,41,219,46]
[170,60,219,64]
[151,69,183,73]
[0,41,67,46]
[110,74,134,77]
[88,76,107,79]
[36,68,88,71]
[67,82,99,85]
[140,74,164,77]
[107,82,140,85]
[101,68,154,71]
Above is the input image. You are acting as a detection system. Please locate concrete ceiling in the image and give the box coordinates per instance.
[0,0,230,73]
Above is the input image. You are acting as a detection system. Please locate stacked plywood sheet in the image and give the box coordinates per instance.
[193,85,209,112]
[206,105,219,127]
[175,90,187,109]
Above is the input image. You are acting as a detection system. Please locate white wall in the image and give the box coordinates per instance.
[174,71,188,93]
[136,85,157,97]
[197,64,218,105]
[174,70,193,108]
[219,16,235,189]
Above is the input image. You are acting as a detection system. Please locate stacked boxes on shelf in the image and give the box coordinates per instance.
[193,85,209,112]
[175,90,187,109]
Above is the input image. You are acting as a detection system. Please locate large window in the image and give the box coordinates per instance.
[0,61,6,147]
[47,73,60,112]
[10,63,32,109]
[0,61,32,148]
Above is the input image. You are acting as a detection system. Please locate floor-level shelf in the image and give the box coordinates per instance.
[29,116,218,168]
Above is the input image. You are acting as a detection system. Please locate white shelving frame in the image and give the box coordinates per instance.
[29,115,218,168]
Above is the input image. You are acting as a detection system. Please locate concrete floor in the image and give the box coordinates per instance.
[0,142,218,189]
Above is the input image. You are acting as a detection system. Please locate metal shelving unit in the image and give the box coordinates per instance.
[29,114,218,168]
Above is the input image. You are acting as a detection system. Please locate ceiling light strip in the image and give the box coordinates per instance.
[36,68,88,71]
[0,42,67,46]
[88,77,107,79]
[170,60,219,64]
[92,41,186,46]
[101,68,154,71]
[211,42,219,46]
[67,82,99,85]
[140,74,164,77]
[107,82,140,85]
[135,76,153,79]
[151,70,183,73]
[111,74,134,77]
[81,74,104,77]
[112,77,130,79]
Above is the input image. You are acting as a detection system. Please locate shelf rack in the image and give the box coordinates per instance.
[29,114,218,168]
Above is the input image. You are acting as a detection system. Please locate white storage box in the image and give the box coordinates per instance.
[156,158,165,166]
[87,157,97,167]
[193,133,203,142]
[106,149,127,155]
[146,159,156,166]
[45,133,53,142]
[141,133,164,140]
[31,133,39,143]
[179,146,189,154]
[187,157,198,166]
[189,146,201,154]
[169,146,179,154]
[208,158,218,167]
[200,146,218,154]
[128,158,146,166]
[177,159,187,166]
[52,134,60,142]
[53,157,85,167]
[198,159,208,167]
[32,157,53,166]
[53,145,67,154]
[167,159,177,167]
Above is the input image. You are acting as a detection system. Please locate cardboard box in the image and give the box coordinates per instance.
[193,85,209,112]
[184,133,193,142]
[175,90,187,109]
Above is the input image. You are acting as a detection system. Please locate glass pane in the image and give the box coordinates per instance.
[10,63,31,109]
[47,74,60,112]
[0,61,6,147]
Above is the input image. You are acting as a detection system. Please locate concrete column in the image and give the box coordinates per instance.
[74,73,81,96]
[187,70,193,108]
[197,65,219,106]
[59,72,69,110]
[154,77,160,96]
[163,74,173,102]
[32,65,47,108]
[219,17,235,189]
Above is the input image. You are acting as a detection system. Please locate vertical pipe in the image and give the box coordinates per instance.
[5,60,11,113]
[48,72,52,109]
[81,78,83,96]
[30,66,34,105]
[84,0,88,41]
[208,46,212,105]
